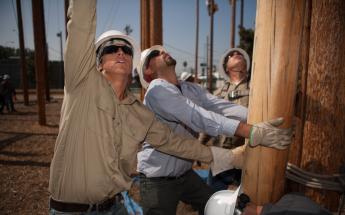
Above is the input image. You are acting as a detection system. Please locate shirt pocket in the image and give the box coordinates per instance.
[87,99,115,139]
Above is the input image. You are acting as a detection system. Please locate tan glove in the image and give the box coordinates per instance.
[210,146,245,176]
[249,117,292,150]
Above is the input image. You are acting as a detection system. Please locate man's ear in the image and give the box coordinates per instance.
[144,68,154,83]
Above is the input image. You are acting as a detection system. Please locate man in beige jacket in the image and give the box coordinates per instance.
[48,0,292,214]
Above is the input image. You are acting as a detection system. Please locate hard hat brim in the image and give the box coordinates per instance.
[137,45,166,89]
[95,30,140,72]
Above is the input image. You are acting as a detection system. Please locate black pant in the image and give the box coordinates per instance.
[139,170,214,215]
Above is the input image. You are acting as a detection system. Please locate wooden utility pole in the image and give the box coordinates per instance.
[31,0,47,125]
[44,42,50,102]
[57,31,64,88]
[140,0,162,49]
[64,0,68,39]
[140,0,162,100]
[230,0,236,48]
[288,0,312,167]
[16,0,29,106]
[297,0,345,210]
[240,0,244,28]
[242,0,306,204]
[194,0,199,83]
[206,0,217,92]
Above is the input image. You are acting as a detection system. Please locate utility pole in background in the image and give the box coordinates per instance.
[31,0,47,125]
[16,0,29,106]
[230,0,236,48]
[57,31,64,87]
[206,0,217,92]
[64,0,68,39]
[194,0,199,83]
[240,0,244,28]
[140,0,162,100]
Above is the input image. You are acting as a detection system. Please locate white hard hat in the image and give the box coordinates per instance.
[219,48,250,80]
[204,187,241,215]
[180,72,193,81]
[95,30,140,71]
[3,74,10,80]
[137,45,166,89]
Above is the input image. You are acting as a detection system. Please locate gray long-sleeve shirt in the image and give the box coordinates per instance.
[137,79,247,177]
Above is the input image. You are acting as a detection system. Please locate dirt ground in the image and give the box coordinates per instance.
[0,94,198,215]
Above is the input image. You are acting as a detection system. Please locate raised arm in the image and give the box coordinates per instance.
[64,0,97,92]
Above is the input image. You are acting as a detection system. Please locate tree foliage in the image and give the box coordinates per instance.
[238,26,254,62]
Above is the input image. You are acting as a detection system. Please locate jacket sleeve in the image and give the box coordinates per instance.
[144,116,213,163]
[145,83,242,137]
[64,0,97,92]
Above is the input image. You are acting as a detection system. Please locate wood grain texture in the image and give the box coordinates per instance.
[300,0,345,210]
[242,0,306,204]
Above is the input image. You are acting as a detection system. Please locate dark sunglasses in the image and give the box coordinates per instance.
[102,45,133,57]
[145,50,161,68]
[227,51,243,58]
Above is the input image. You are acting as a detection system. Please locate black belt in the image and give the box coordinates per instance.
[139,170,190,181]
[49,193,122,213]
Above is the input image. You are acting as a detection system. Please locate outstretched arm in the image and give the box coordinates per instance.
[64,0,97,92]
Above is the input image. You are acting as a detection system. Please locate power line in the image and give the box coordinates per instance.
[164,42,222,61]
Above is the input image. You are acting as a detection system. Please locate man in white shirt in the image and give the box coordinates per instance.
[136,45,292,215]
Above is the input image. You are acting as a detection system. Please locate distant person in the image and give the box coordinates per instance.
[0,74,16,113]
[49,1,281,214]
[136,45,292,215]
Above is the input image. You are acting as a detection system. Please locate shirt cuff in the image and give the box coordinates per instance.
[220,119,240,137]
[210,146,234,176]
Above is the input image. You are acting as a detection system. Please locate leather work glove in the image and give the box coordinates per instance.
[210,146,245,176]
[249,117,292,150]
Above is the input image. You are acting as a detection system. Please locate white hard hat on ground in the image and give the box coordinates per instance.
[219,48,250,80]
[180,72,193,81]
[137,45,166,89]
[204,186,241,215]
[95,30,140,71]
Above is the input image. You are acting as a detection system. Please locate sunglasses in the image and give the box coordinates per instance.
[145,50,161,68]
[227,51,243,58]
[101,45,133,57]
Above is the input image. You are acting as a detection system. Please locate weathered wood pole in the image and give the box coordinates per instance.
[298,0,345,210]
[16,0,29,105]
[242,0,306,204]
[31,0,47,125]
[230,0,236,48]
[140,0,162,100]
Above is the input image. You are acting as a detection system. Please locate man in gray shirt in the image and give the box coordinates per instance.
[136,45,291,215]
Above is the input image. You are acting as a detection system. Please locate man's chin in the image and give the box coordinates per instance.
[166,58,177,66]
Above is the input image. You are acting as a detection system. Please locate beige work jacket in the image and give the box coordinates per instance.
[49,0,212,204]
[214,79,250,107]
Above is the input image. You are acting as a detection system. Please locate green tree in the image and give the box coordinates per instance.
[124,25,133,35]
[238,26,254,62]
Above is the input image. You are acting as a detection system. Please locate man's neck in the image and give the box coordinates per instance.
[229,71,246,84]
[104,73,128,100]
[158,67,178,85]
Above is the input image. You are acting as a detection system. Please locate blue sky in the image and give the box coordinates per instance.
[0,0,256,74]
